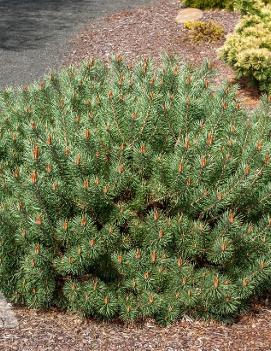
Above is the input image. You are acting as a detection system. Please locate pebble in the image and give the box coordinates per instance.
[0,293,18,329]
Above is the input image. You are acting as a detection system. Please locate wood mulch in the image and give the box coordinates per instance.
[63,0,260,109]
[1,301,271,351]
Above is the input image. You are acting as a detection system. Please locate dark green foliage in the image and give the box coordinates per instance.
[1,56,271,325]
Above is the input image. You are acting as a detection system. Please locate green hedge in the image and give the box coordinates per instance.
[1,57,271,325]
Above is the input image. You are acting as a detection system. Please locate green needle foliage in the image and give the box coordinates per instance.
[1,56,271,325]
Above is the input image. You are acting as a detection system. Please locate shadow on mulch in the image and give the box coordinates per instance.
[234,77,262,109]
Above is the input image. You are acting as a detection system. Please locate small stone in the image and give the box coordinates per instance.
[0,292,18,328]
[175,8,203,24]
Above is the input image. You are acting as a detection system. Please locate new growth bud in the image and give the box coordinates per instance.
[46,164,52,174]
[117,164,125,174]
[184,136,190,150]
[135,249,141,259]
[264,152,270,165]
[35,244,41,254]
[244,164,250,176]
[228,210,234,224]
[13,168,20,178]
[100,294,109,307]
[95,177,99,186]
[178,162,184,174]
[81,216,87,226]
[151,251,157,263]
[159,230,164,238]
[140,144,146,154]
[177,257,183,267]
[89,239,96,247]
[83,179,89,189]
[63,219,68,231]
[47,135,52,145]
[200,156,207,168]
[32,145,39,160]
[213,275,219,289]
[256,140,263,151]
[52,182,58,191]
[216,192,223,201]
[153,208,159,221]
[206,132,214,146]
[31,170,38,184]
[85,129,91,140]
[35,215,42,225]
[144,272,150,280]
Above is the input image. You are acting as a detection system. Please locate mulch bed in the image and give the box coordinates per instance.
[1,301,271,351]
[63,0,260,109]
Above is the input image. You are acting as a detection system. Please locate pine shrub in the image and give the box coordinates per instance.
[219,1,271,95]
[1,57,271,325]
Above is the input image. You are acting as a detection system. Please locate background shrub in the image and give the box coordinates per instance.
[181,0,271,10]
[181,0,234,9]
[235,0,271,14]
[219,1,271,94]
[1,57,271,325]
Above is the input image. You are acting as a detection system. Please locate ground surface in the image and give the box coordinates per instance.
[1,302,271,351]
[64,0,260,109]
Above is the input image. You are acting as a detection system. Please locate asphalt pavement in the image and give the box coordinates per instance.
[0,0,153,89]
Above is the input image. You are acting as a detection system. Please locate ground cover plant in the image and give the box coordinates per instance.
[0,57,271,326]
[183,20,225,42]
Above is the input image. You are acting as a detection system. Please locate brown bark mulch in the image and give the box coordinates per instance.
[1,301,271,351]
[63,0,260,109]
